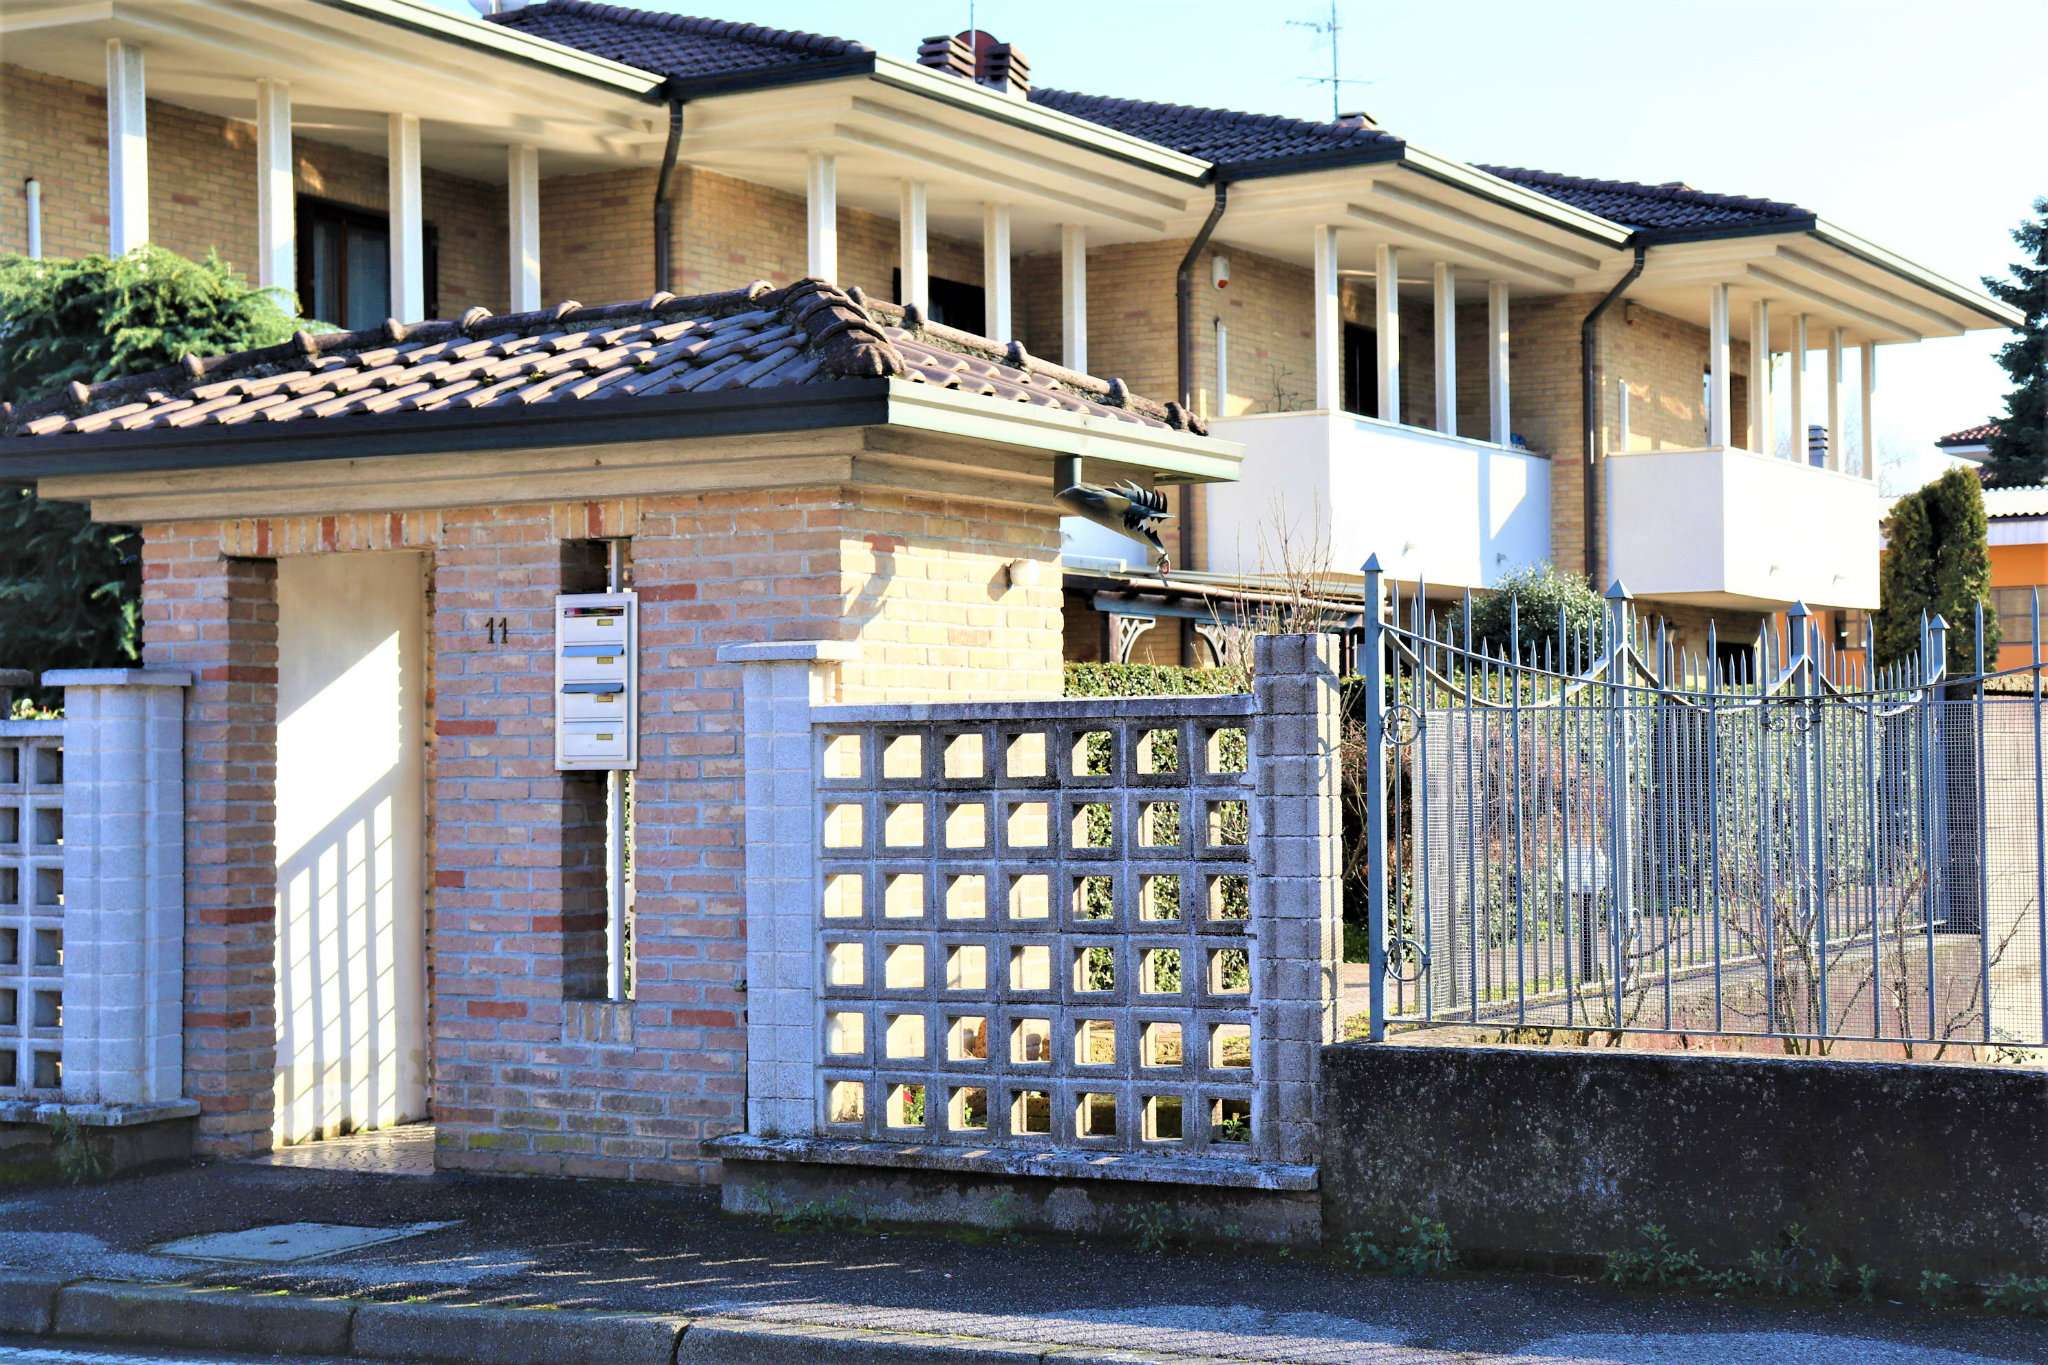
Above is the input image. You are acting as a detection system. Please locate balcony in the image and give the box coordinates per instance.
[1605,445,1880,610]
[1201,411,1551,591]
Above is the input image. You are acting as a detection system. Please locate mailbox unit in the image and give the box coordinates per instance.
[555,591,638,770]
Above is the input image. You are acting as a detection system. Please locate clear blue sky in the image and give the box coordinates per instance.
[470,0,2043,487]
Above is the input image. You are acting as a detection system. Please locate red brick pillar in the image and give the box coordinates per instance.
[140,527,278,1156]
[430,509,609,1172]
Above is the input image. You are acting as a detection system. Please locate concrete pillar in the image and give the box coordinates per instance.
[1827,327,1846,472]
[1860,341,1878,480]
[898,180,929,314]
[105,40,148,255]
[983,203,1011,341]
[806,152,837,280]
[1488,281,1510,444]
[387,113,424,320]
[1433,261,1457,436]
[1707,284,1731,448]
[1788,313,1808,464]
[1250,633,1343,1167]
[1748,298,1771,456]
[1313,226,1341,411]
[724,640,858,1138]
[254,79,293,295]
[508,145,541,313]
[1375,242,1400,424]
[46,669,191,1107]
[1060,224,1087,372]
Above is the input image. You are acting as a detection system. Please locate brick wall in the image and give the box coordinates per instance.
[138,484,1061,1177]
[3,63,506,313]
[138,531,278,1157]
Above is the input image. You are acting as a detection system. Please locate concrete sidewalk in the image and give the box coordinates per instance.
[0,1155,2042,1365]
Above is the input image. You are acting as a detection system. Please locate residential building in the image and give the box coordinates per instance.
[1983,476,2048,673]
[1937,420,2001,465]
[1,0,2021,672]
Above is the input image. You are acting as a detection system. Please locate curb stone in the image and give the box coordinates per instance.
[55,1281,355,1356]
[352,1299,687,1365]
[3,1275,1269,1365]
[0,1274,61,1336]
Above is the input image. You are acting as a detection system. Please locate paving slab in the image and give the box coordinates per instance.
[152,1222,458,1266]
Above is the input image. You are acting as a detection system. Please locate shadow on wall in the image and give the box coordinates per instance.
[273,554,428,1147]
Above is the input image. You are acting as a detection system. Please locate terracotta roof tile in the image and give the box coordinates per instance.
[1938,422,2001,447]
[2,279,1203,442]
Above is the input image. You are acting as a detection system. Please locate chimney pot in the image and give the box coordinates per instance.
[978,40,1030,98]
[916,33,973,79]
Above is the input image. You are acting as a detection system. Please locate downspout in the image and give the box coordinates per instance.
[1580,241,1647,584]
[652,91,685,292]
[1174,179,1229,663]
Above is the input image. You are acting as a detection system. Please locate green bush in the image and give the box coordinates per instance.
[1875,465,1996,672]
[1450,561,1606,660]
[1,246,317,691]
[1063,662,1250,697]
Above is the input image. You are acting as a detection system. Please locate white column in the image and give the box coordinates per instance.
[1061,223,1087,372]
[1375,242,1401,424]
[254,79,293,295]
[1860,341,1878,481]
[507,144,541,313]
[48,668,192,1106]
[805,152,837,280]
[105,40,149,255]
[1706,283,1731,448]
[1488,281,1510,445]
[1748,298,1771,456]
[1788,313,1808,464]
[386,113,424,320]
[982,203,1011,341]
[1313,226,1341,412]
[897,180,929,313]
[1432,261,1457,436]
[1827,327,1846,472]
[1617,376,1631,452]
[1214,317,1229,419]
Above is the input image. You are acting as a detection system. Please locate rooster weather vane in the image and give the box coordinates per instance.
[1055,476,1176,575]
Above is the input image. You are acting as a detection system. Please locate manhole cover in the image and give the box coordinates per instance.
[151,1220,459,1264]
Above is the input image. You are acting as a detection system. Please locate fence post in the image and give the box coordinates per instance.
[1786,601,1823,1033]
[1362,556,1388,1043]
[43,669,191,1107]
[1603,581,1635,1018]
[719,640,860,1141]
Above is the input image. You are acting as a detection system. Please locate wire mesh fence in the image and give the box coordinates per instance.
[1360,563,2048,1055]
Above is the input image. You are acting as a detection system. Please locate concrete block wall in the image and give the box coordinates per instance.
[0,719,64,1097]
[135,485,1062,1175]
[731,632,1341,1173]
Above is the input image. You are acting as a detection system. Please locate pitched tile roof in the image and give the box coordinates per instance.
[1027,89,1402,170]
[1474,166,1813,235]
[1937,421,2001,447]
[487,0,868,84]
[1,280,1202,443]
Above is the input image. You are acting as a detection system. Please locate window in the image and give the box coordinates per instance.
[1994,588,2042,646]
[1341,323,1378,419]
[296,196,439,329]
[889,270,984,334]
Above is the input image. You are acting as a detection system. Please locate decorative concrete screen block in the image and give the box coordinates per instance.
[43,670,191,1106]
[757,634,1343,1176]
[0,716,64,1097]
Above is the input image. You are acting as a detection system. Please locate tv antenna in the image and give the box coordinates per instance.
[1290,2,1373,121]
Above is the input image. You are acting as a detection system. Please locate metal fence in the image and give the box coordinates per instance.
[1360,561,2048,1054]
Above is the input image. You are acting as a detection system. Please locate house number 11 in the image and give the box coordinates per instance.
[483,616,511,644]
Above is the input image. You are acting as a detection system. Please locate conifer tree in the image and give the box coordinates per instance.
[1979,197,2047,488]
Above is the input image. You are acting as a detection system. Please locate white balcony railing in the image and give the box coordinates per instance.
[1201,411,1551,591]
[1606,445,1880,610]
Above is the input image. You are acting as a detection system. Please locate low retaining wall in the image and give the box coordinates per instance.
[1320,1042,2048,1284]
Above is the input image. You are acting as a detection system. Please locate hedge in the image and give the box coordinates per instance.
[1063,662,1250,698]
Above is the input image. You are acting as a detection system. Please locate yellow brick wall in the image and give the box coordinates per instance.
[3,62,507,314]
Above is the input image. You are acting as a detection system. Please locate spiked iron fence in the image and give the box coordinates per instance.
[1360,559,2048,1054]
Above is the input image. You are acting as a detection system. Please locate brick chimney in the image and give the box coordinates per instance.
[916,32,973,79]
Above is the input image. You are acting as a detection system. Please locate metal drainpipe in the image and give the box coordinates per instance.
[1174,180,1230,663]
[1580,241,1648,584]
[652,93,685,292]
